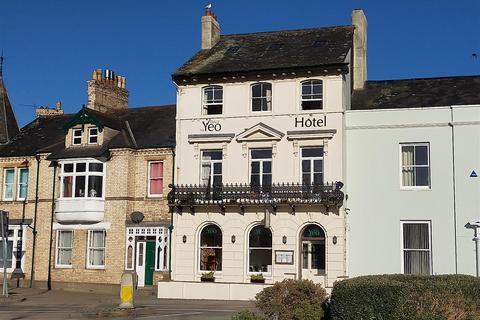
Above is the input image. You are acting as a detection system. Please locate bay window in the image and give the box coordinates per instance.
[60,161,104,198]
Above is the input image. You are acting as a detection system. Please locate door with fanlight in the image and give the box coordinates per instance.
[300,224,326,281]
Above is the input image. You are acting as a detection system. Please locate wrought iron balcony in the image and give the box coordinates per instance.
[167,182,344,213]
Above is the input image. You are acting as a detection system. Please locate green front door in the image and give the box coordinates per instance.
[145,241,155,286]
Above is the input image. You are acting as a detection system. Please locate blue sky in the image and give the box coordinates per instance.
[1,1,479,126]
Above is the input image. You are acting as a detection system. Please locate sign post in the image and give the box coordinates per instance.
[1,210,9,297]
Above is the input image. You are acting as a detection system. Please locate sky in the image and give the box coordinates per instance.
[1,1,479,127]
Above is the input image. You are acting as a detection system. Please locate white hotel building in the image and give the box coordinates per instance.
[159,8,480,299]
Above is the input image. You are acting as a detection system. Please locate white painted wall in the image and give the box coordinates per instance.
[346,105,480,276]
[173,74,350,287]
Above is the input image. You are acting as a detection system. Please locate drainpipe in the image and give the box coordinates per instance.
[449,106,458,273]
[47,161,58,290]
[29,154,41,288]
[168,147,175,280]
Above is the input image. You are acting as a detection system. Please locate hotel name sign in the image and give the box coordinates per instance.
[200,114,327,132]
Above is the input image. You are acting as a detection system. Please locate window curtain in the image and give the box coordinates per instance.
[402,146,414,186]
[403,223,430,275]
[4,169,14,199]
[149,162,163,195]
[19,169,29,199]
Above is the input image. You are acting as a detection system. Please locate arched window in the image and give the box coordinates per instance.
[301,224,326,274]
[251,83,272,112]
[202,85,223,115]
[248,225,272,274]
[199,224,222,271]
[301,80,323,110]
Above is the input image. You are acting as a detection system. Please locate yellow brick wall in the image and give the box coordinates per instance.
[0,148,173,287]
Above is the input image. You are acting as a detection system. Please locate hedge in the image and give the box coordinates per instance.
[328,274,480,320]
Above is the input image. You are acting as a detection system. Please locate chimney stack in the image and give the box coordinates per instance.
[352,9,367,90]
[87,68,128,113]
[36,101,64,118]
[201,5,221,50]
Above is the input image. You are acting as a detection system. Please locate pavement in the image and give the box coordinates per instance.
[0,287,256,319]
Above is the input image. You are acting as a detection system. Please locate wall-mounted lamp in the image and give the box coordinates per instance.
[231,235,236,243]
[182,235,187,243]
[282,235,287,244]
[332,236,338,245]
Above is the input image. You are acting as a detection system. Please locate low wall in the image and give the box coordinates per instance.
[157,281,271,301]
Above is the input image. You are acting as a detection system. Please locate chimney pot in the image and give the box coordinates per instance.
[87,68,128,112]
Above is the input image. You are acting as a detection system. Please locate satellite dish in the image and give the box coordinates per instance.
[130,211,144,224]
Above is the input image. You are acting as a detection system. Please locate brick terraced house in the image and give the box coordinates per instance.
[0,69,175,290]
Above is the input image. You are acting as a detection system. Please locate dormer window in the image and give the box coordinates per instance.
[88,127,98,144]
[72,129,82,145]
[202,85,223,115]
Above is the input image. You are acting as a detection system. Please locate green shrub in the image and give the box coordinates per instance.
[231,310,264,320]
[328,274,480,320]
[255,279,327,320]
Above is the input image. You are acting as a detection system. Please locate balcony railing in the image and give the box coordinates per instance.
[168,182,344,213]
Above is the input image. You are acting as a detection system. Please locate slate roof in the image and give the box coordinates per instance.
[352,76,480,110]
[0,105,176,158]
[173,26,354,80]
[0,78,20,143]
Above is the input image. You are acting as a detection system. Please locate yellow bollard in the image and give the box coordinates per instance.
[119,271,135,309]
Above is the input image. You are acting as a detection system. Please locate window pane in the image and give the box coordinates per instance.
[262,161,271,174]
[76,163,86,172]
[249,249,272,273]
[251,174,260,186]
[201,164,212,185]
[261,83,272,96]
[63,176,73,197]
[313,173,323,185]
[213,162,222,174]
[19,168,28,184]
[249,226,272,247]
[302,160,311,173]
[404,251,430,275]
[311,242,326,270]
[90,231,105,247]
[206,104,222,115]
[251,162,260,174]
[150,162,163,178]
[262,174,272,187]
[200,248,222,271]
[5,169,14,183]
[63,164,74,173]
[302,148,323,158]
[415,146,428,166]
[150,178,163,195]
[88,163,103,172]
[0,240,13,268]
[415,167,429,187]
[403,223,429,250]
[60,231,73,247]
[402,146,414,166]
[302,84,311,95]
[252,98,262,112]
[88,176,103,197]
[75,176,86,197]
[402,167,414,187]
[200,225,222,247]
[302,100,322,110]
[302,243,309,269]
[251,149,272,159]
[252,84,261,97]
[313,160,322,172]
[202,151,222,161]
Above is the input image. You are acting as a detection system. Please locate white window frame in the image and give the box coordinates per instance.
[55,230,73,268]
[16,167,29,201]
[87,230,106,269]
[3,168,15,201]
[88,127,98,145]
[251,82,273,113]
[249,149,273,186]
[202,85,223,115]
[300,79,323,111]
[0,225,26,273]
[200,150,223,187]
[72,129,82,145]
[399,143,431,190]
[59,159,106,199]
[300,147,324,185]
[246,224,273,277]
[400,220,432,275]
[147,161,164,197]
[198,223,223,273]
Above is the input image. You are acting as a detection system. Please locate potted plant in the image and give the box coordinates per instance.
[200,271,215,282]
[250,274,265,284]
